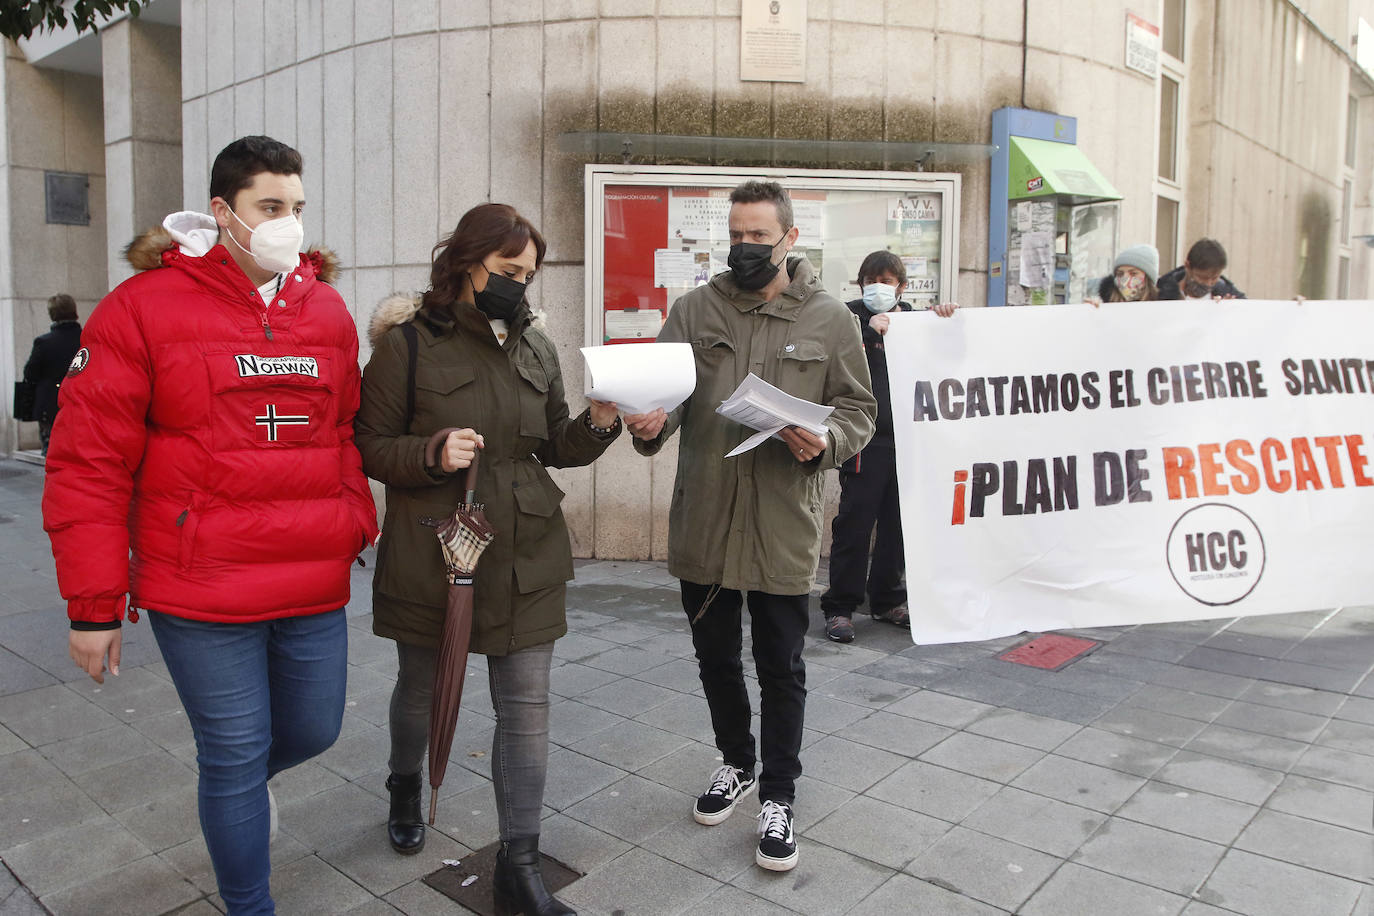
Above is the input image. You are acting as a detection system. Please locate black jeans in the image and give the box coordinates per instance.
[820,446,906,619]
[680,580,808,805]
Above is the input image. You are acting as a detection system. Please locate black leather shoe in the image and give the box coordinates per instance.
[493,835,575,916]
[386,772,426,855]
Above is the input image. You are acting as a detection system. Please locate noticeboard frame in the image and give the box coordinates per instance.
[583,164,962,349]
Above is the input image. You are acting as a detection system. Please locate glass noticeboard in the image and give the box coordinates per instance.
[585,165,962,346]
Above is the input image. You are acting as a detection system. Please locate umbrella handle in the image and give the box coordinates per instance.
[424,427,482,499]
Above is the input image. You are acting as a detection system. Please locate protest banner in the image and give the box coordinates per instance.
[885,300,1374,644]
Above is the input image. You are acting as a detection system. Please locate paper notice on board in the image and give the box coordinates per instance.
[1018,231,1054,289]
[604,309,664,340]
[582,342,696,415]
[740,0,806,82]
[1015,201,1033,232]
[905,256,928,278]
[654,249,698,288]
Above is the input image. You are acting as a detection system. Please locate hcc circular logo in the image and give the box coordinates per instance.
[1165,503,1265,606]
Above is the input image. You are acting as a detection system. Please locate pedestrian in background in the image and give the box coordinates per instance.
[42,135,378,915]
[625,180,876,873]
[820,251,957,643]
[22,293,82,454]
[1088,244,1161,305]
[356,203,624,916]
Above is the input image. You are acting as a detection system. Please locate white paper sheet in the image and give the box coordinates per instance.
[581,342,696,414]
[654,249,698,288]
[715,373,833,457]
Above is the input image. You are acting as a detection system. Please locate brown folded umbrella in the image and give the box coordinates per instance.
[422,428,497,825]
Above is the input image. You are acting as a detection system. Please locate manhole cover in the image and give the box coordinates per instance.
[998,633,1100,670]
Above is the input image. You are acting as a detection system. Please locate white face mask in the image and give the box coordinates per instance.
[226,208,304,274]
[862,282,898,313]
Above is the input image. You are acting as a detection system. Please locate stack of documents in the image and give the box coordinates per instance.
[716,373,833,458]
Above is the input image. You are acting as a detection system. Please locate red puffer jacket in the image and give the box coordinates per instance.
[42,216,380,625]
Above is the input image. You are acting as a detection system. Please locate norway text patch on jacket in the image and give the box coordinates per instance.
[42,212,380,626]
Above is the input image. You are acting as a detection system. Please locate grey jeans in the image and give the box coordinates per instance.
[389,640,554,841]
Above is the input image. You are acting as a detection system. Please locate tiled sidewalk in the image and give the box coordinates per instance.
[0,457,1371,915]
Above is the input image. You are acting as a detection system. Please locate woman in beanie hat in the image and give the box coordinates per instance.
[1090,244,1159,303]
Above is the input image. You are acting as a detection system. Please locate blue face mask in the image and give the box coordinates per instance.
[862,283,898,313]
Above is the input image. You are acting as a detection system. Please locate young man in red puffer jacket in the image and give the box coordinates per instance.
[42,135,378,915]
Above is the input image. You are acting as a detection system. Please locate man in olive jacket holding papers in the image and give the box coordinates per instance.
[625,180,875,873]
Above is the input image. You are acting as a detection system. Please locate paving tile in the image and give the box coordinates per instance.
[550,632,620,664]
[811,671,916,709]
[160,828,311,896]
[905,825,1059,912]
[1098,632,1196,663]
[0,683,120,747]
[632,740,725,797]
[788,773,858,833]
[1073,817,1226,896]
[1334,694,1374,725]
[925,669,1032,706]
[1019,863,1189,916]
[1265,773,1374,833]
[796,733,906,793]
[39,724,160,778]
[265,854,374,914]
[314,724,392,781]
[548,661,626,699]
[834,709,954,757]
[868,760,1002,823]
[1315,718,1374,756]
[804,795,950,869]
[847,872,1004,916]
[1281,632,1374,670]
[1180,646,1362,693]
[2,819,153,896]
[1135,619,1230,643]
[567,719,688,771]
[583,645,684,677]
[633,657,706,694]
[559,847,720,915]
[732,837,892,916]
[576,677,679,717]
[113,784,203,852]
[71,749,196,814]
[631,691,715,743]
[639,807,759,882]
[1182,723,1309,771]
[0,751,106,847]
[1003,686,1122,724]
[1074,651,1179,685]
[1238,680,1348,716]
[542,748,625,811]
[849,654,955,689]
[1053,727,1177,778]
[536,812,634,875]
[1202,629,1300,659]
[676,884,801,916]
[919,731,1045,783]
[1120,684,1233,722]
[277,782,392,851]
[1094,705,1209,747]
[1233,809,1373,881]
[318,825,471,896]
[800,693,874,733]
[1150,664,1255,699]
[40,854,200,916]
[1152,750,1285,805]
[131,708,197,751]
[1212,699,1330,742]
[1195,848,1364,916]
[1291,744,1374,792]
[547,699,626,748]
[1010,755,1146,814]
[0,723,25,756]
[1115,782,1258,845]
[884,689,993,728]
[798,639,890,673]
[963,708,1081,750]
[960,786,1106,858]
[562,774,691,845]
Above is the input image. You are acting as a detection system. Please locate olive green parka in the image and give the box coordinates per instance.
[634,257,876,593]
[356,294,618,655]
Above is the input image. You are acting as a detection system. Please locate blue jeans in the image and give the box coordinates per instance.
[148,609,348,916]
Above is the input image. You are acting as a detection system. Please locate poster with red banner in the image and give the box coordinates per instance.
[585,165,962,348]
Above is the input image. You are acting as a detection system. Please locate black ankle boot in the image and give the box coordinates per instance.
[385,772,425,855]
[493,835,575,916]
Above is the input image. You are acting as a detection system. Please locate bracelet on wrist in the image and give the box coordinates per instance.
[585,413,619,436]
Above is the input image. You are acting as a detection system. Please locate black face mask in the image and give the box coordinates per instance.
[728,231,790,291]
[474,265,527,320]
[1183,278,1216,298]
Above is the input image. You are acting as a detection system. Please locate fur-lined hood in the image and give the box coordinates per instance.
[368,292,547,347]
[123,211,339,283]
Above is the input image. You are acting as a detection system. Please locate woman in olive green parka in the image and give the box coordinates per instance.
[356,204,618,916]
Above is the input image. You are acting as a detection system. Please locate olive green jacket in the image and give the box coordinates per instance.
[356,295,618,655]
[634,257,876,593]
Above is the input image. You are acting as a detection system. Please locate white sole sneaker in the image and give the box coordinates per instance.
[755,846,799,871]
[692,776,757,825]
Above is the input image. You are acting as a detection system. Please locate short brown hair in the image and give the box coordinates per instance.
[857,250,906,286]
[210,136,303,209]
[47,293,77,321]
[729,180,794,231]
[423,204,546,313]
[1185,238,1228,272]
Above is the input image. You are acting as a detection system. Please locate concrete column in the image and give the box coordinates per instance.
[102,19,182,289]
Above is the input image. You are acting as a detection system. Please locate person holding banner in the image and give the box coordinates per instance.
[1087,244,1161,305]
[820,251,957,642]
[624,180,876,873]
[1158,238,1246,300]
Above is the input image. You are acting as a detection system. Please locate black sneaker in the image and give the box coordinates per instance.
[692,764,757,825]
[825,615,855,642]
[755,800,798,871]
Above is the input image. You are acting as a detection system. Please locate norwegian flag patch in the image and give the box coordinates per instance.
[254,402,311,442]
